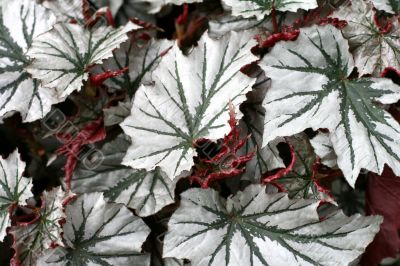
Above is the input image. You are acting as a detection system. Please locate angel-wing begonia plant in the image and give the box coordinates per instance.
[1,0,400,265]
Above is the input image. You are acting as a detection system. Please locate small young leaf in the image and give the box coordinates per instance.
[275,134,336,203]
[163,184,382,265]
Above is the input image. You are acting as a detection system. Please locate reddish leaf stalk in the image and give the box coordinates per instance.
[90,67,128,87]
[318,18,348,29]
[256,27,300,49]
[176,4,189,25]
[56,118,106,190]
[271,7,279,33]
[82,0,91,24]
[129,18,159,30]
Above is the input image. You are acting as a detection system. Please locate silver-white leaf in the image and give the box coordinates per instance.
[121,31,258,180]
[0,0,62,122]
[222,0,317,19]
[72,135,176,217]
[26,21,139,97]
[260,25,400,187]
[163,184,382,266]
[37,192,151,265]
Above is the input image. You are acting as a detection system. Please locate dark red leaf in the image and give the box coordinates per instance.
[362,166,400,265]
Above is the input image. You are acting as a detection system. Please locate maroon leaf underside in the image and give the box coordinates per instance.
[362,167,400,265]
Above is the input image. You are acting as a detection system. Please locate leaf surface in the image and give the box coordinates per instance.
[72,135,176,217]
[163,184,382,266]
[260,25,400,187]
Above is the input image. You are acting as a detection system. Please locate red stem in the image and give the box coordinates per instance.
[271,7,279,33]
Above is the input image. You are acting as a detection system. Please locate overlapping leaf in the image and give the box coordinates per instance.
[26,21,139,97]
[239,67,284,182]
[100,0,155,25]
[103,100,131,126]
[0,150,33,241]
[121,31,258,180]
[72,135,176,217]
[94,36,173,96]
[146,0,203,14]
[331,0,400,76]
[260,25,400,187]
[163,184,382,265]
[0,0,63,122]
[208,13,272,37]
[222,0,317,19]
[10,187,65,266]
[42,0,84,21]
[37,192,151,265]
[371,0,400,14]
